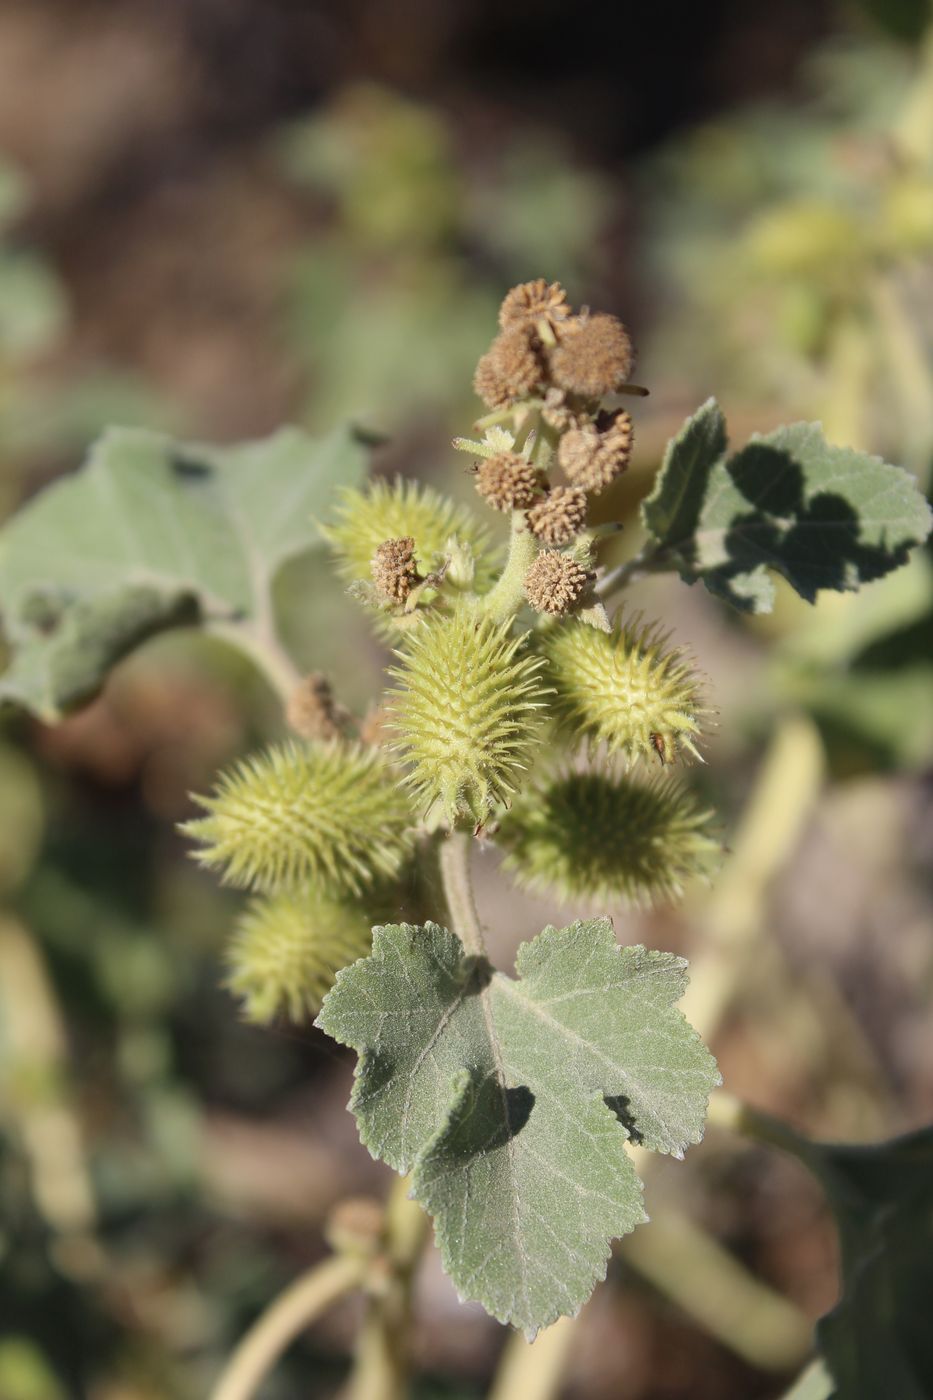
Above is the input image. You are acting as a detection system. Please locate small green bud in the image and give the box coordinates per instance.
[545,614,707,763]
[499,769,720,907]
[390,608,550,827]
[227,889,373,1023]
[182,740,413,895]
[323,477,492,588]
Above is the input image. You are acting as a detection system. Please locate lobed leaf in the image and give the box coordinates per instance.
[0,424,368,718]
[641,401,932,613]
[317,917,719,1335]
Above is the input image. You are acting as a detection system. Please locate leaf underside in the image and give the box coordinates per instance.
[317,918,719,1335]
[0,424,368,718]
[641,399,932,613]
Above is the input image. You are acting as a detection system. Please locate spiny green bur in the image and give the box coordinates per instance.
[317,918,720,1336]
[390,609,550,826]
[182,740,414,895]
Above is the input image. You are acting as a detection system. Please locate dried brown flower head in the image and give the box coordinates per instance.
[473,325,544,408]
[371,536,421,603]
[499,279,571,334]
[550,313,634,399]
[524,550,591,616]
[286,673,349,741]
[526,487,588,547]
[558,409,634,493]
[475,452,546,512]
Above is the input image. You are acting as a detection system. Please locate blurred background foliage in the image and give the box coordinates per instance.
[0,2,931,1398]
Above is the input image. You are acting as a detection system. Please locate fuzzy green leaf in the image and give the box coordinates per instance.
[317,917,719,1335]
[804,1126,933,1399]
[640,396,727,551]
[0,424,368,718]
[641,404,932,613]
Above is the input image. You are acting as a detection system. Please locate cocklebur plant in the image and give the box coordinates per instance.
[0,277,929,1393]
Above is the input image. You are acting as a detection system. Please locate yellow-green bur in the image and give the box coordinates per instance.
[317,918,719,1336]
[181,740,414,896]
[389,609,551,827]
[545,615,707,764]
[227,890,374,1024]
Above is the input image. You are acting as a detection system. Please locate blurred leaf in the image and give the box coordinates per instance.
[0,1338,66,1400]
[0,424,368,719]
[0,162,27,230]
[781,664,933,767]
[319,918,718,1336]
[472,138,610,281]
[804,1127,933,1399]
[642,402,932,612]
[0,744,44,894]
[0,253,68,360]
[291,253,494,429]
[779,1359,834,1400]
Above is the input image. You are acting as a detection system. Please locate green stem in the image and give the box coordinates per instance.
[488,1318,577,1400]
[210,1254,367,1400]
[621,1206,811,1372]
[480,513,539,624]
[347,1175,431,1400]
[706,1089,816,1164]
[439,829,485,956]
[595,541,672,600]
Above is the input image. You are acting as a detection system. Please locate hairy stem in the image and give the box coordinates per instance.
[348,1174,431,1400]
[439,829,486,956]
[595,541,672,599]
[481,513,538,624]
[210,1254,366,1400]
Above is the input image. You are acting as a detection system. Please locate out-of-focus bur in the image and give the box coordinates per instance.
[227,889,374,1023]
[498,770,720,906]
[323,478,492,587]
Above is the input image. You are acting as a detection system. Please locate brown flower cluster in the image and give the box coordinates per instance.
[526,487,588,548]
[473,281,635,413]
[467,282,642,617]
[558,409,634,494]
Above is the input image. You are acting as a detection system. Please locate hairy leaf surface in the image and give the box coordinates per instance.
[641,402,931,613]
[0,424,367,717]
[317,917,719,1335]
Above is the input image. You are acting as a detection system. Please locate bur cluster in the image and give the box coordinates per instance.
[183,279,719,1024]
